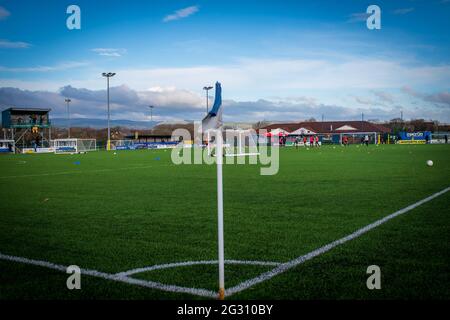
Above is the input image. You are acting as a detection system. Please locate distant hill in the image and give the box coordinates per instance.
[50,118,159,129]
[25,118,254,130]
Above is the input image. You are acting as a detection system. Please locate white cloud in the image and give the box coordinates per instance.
[91,48,127,57]
[0,6,10,20]
[163,5,199,22]
[0,39,31,49]
[0,61,89,72]
[347,12,369,23]
[112,57,450,97]
[1,54,449,122]
[2,56,449,104]
[146,86,177,93]
[392,8,414,15]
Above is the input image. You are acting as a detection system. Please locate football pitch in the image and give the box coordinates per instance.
[0,144,449,300]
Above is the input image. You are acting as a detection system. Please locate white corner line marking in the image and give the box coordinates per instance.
[0,253,217,298]
[117,259,281,277]
[0,186,448,298]
[0,164,175,180]
[225,186,450,296]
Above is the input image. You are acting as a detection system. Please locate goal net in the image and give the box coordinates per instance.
[205,129,259,157]
[53,139,97,154]
[431,133,449,144]
[340,132,377,145]
[224,129,259,156]
[0,140,15,153]
[110,139,135,150]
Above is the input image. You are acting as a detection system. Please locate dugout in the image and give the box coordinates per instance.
[122,133,179,149]
[125,133,174,143]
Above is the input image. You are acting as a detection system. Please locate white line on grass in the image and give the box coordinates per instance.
[0,186,448,298]
[0,252,217,298]
[225,186,450,296]
[117,260,281,277]
[0,164,175,179]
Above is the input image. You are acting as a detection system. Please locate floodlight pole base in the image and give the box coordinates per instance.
[218,288,225,300]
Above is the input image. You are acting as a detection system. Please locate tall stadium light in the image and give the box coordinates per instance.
[321,114,324,132]
[361,112,364,132]
[203,86,213,114]
[102,72,116,150]
[148,105,154,134]
[65,98,71,138]
[148,105,154,123]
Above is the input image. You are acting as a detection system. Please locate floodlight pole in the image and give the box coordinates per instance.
[216,128,225,300]
[65,98,71,138]
[361,112,364,132]
[148,105,154,123]
[203,86,213,114]
[102,72,116,150]
[148,105,154,134]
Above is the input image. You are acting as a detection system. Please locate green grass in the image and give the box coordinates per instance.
[0,144,449,299]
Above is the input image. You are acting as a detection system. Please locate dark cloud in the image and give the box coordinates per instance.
[424,92,450,107]
[60,85,140,105]
[0,86,204,121]
[372,91,395,104]
[402,86,450,107]
[1,86,449,123]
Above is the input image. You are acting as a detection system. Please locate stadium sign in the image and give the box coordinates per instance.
[398,131,431,141]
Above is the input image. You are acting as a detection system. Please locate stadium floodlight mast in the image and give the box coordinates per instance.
[65,98,71,138]
[148,105,154,122]
[102,72,116,150]
[361,112,364,132]
[203,86,213,113]
[148,105,154,133]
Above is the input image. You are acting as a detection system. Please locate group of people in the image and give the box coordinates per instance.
[293,135,320,148]
[13,115,47,126]
[342,135,370,146]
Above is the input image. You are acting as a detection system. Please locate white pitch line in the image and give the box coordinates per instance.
[0,252,216,298]
[0,164,175,180]
[117,259,281,277]
[0,187,448,298]
[226,186,450,296]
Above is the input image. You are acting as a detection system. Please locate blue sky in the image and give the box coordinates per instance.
[0,0,449,122]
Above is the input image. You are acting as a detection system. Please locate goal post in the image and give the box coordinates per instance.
[339,132,377,145]
[110,139,134,150]
[53,139,97,154]
[0,140,15,154]
[224,129,259,156]
[206,129,260,157]
[431,133,449,144]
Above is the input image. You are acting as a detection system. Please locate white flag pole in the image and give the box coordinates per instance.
[216,128,225,300]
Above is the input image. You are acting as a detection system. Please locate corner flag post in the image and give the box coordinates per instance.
[216,129,225,299]
[201,82,225,299]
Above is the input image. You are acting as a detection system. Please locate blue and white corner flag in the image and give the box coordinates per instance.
[202,82,223,132]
